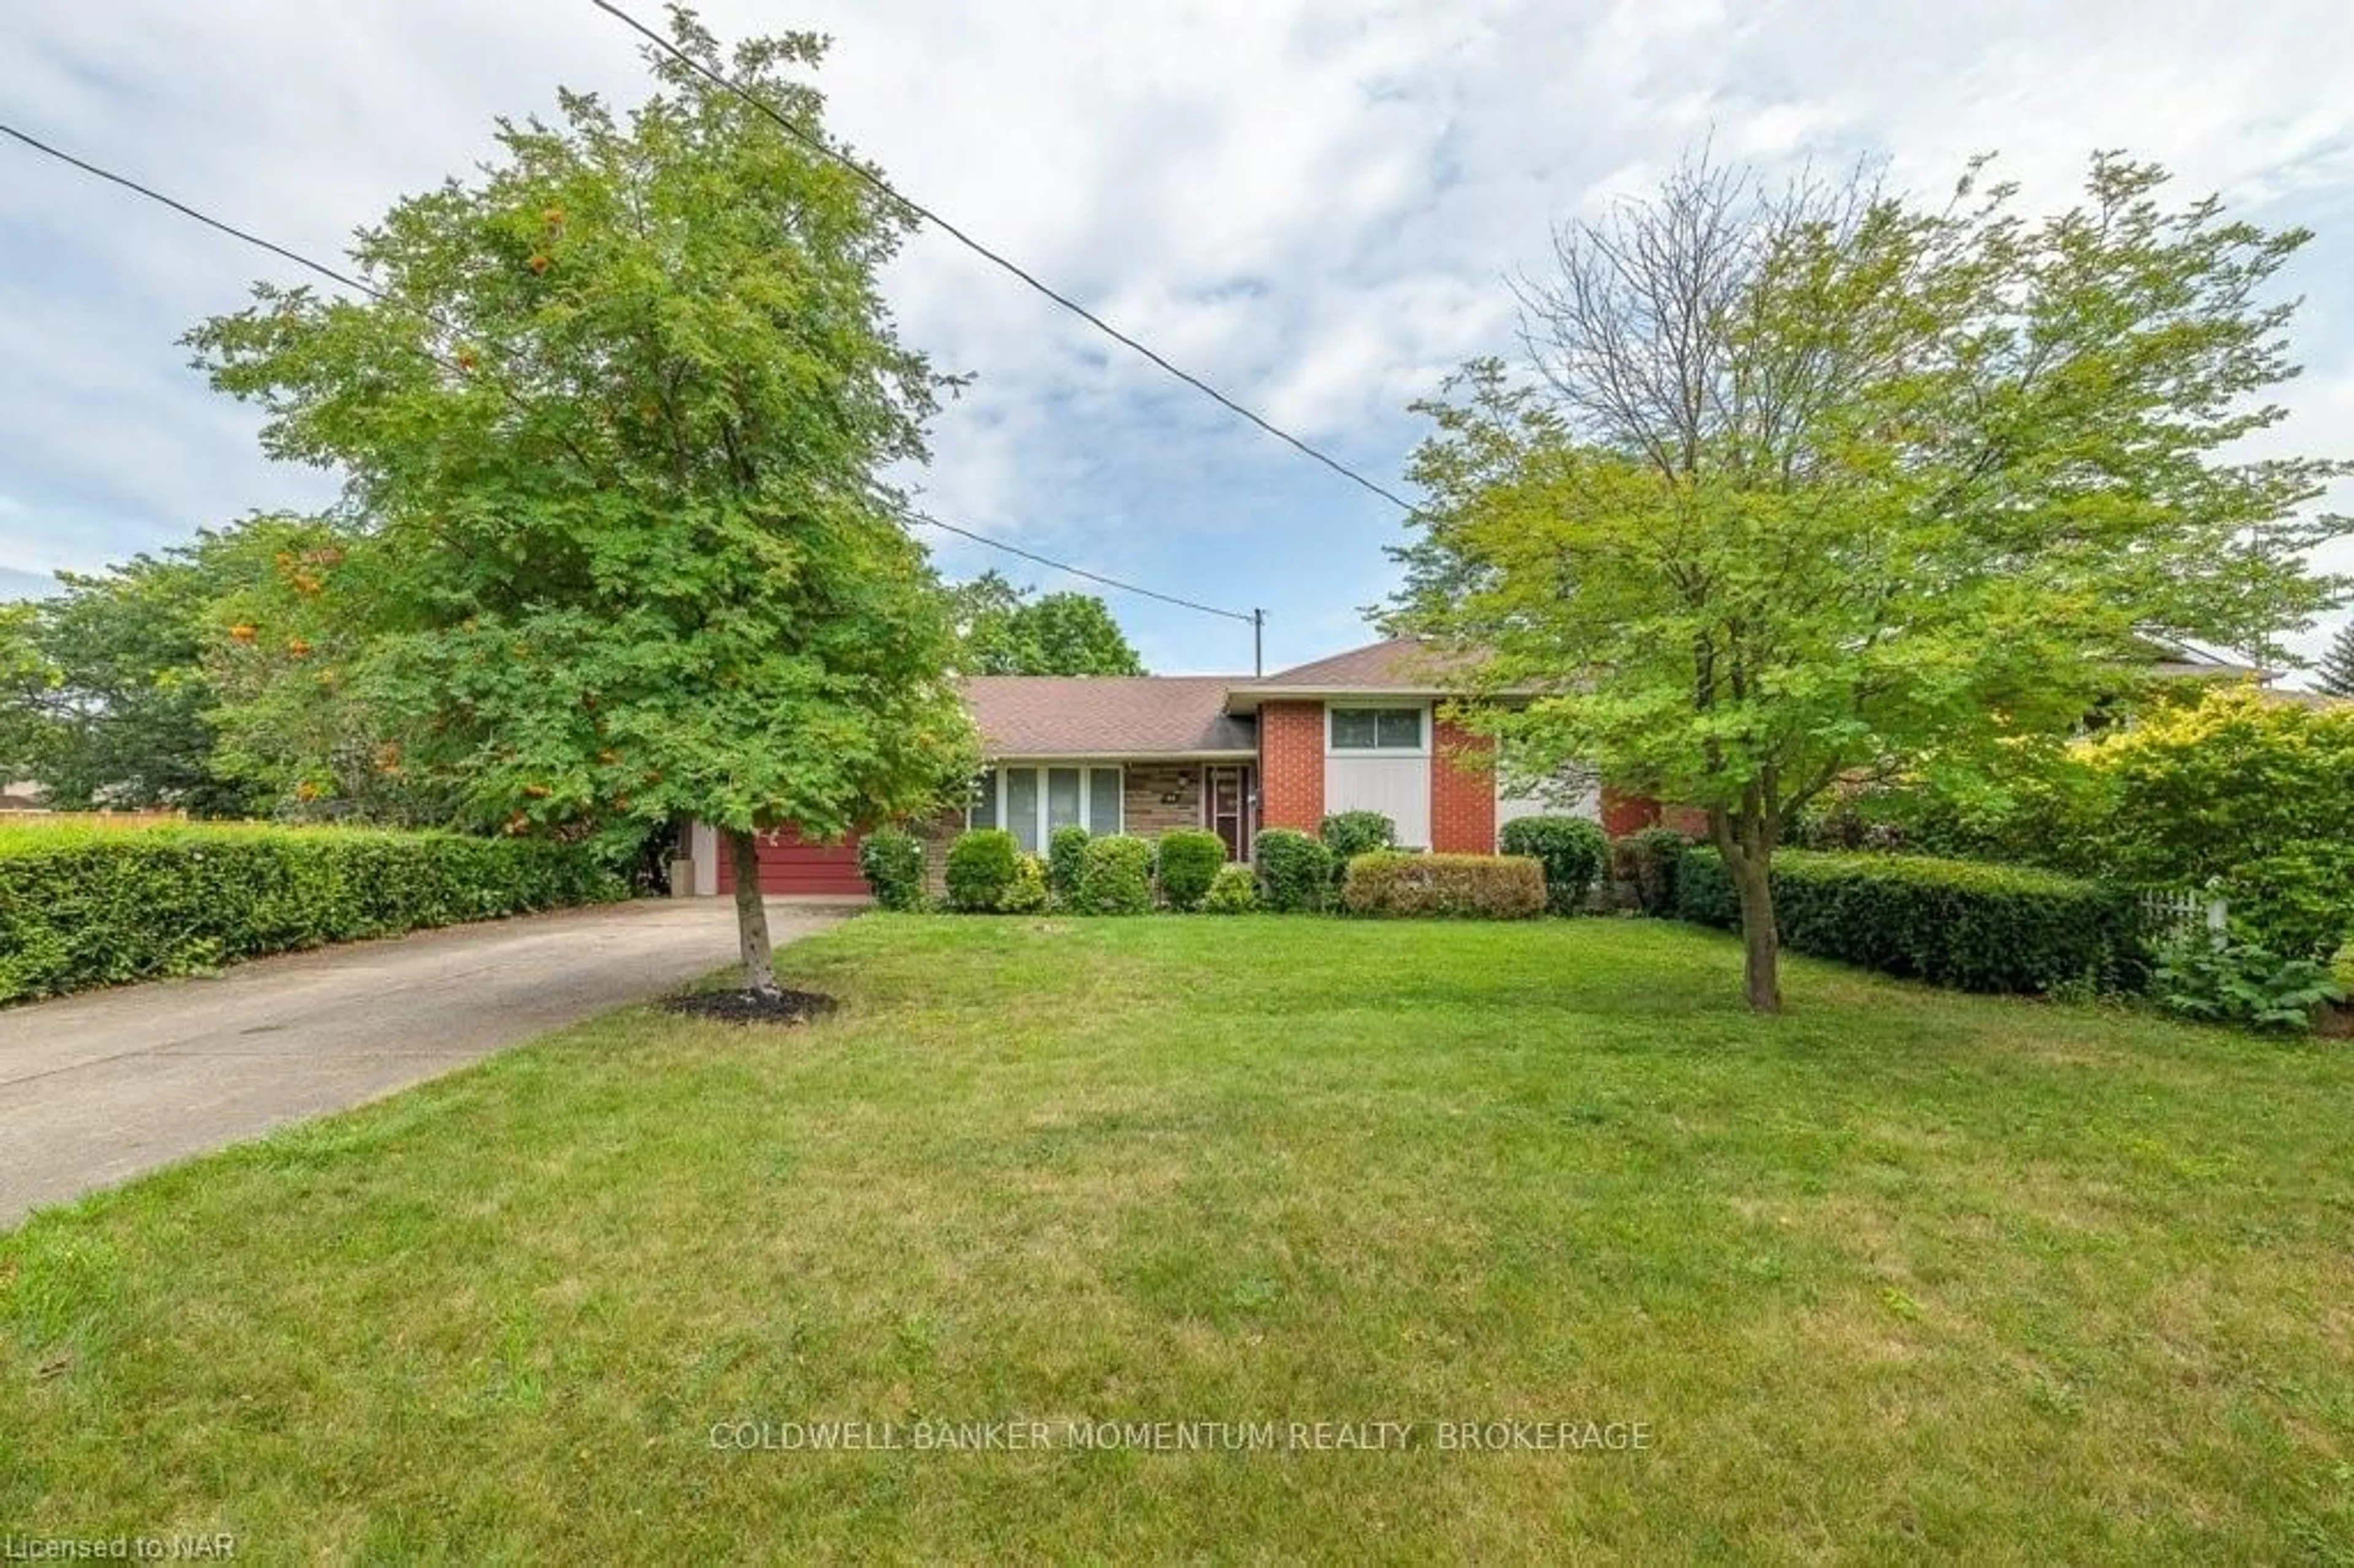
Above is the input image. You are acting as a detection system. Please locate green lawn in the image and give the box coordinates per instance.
[6,916,2353,1562]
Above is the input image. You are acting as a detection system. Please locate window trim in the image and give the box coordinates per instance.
[1325,702,1430,756]
[966,762,1126,846]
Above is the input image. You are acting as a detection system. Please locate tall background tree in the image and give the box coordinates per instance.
[0,601,53,790]
[0,528,275,816]
[187,10,975,996]
[2319,618,2354,698]
[1393,154,2350,1010]
[950,569,1148,675]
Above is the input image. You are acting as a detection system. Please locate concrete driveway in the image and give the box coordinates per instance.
[0,898,851,1227]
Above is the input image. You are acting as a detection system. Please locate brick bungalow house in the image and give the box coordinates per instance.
[682,636,1652,899]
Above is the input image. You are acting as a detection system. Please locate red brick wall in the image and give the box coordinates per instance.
[1600,788,1708,839]
[1258,701,1324,832]
[1431,718,1497,853]
[1600,786,1659,837]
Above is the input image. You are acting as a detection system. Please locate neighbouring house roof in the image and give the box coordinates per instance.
[1253,636,1483,690]
[1225,636,1505,712]
[963,676,1258,758]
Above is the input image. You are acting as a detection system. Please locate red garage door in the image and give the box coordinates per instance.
[713,826,870,897]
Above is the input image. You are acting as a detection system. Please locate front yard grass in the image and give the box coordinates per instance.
[6,915,2352,1562]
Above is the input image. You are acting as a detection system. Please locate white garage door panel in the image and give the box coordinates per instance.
[1326,756,1431,847]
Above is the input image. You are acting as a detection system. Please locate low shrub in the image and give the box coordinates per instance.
[1254,829,1333,913]
[944,829,1020,912]
[1610,826,1691,916]
[2151,934,2344,1032]
[1073,834,1155,915]
[1047,824,1091,905]
[1202,862,1259,914]
[999,853,1050,914]
[1675,847,2143,995]
[855,826,926,911]
[1319,811,1395,885]
[1155,829,1227,911]
[0,823,625,1003]
[1499,815,1607,914]
[1341,852,1546,919]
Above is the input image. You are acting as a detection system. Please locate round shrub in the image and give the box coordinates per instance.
[1319,811,1395,883]
[944,829,1019,912]
[1073,834,1155,915]
[1610,826,1691,916]
[1156,829,1227,911]
[1047,824,1091,905]
[1202,862,1259,913]
[855,826,925,911]
[1255,829,1333,913]
[999,853,1049,913]
[1499,815,1607,914]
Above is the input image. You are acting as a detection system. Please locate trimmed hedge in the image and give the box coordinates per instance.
[1341,852,1546,919]
[0,823,625,1003]
[1674,847,2144,995]
[1202,862,1259,913]
[1047,824,1091,905]
[945,829,1020,911]
[1254,829,1333,913]
[1499,815,1607,914]
[1073,834,1155,915]
[856,826,925,911]
[1155,829,1227,911]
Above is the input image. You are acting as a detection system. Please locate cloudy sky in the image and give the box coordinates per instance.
[5,0,2353,674]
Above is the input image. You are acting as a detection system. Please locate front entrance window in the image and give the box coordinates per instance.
[970,766,1124,850]
[1004,769,1042,853]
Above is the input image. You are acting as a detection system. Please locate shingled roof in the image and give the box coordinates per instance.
[964,676,1257,758]
[1240,636,1490,693]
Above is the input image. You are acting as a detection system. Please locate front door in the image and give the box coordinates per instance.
[1206,765,1251,861]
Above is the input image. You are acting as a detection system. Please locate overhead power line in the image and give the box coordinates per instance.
[2,123,383,302]
[890,504,1256,623]
[588,0,1421,517]
[0,119,1264,649]
[0,121,533,421]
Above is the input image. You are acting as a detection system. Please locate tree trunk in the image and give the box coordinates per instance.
[1709,810,1783,1013]
[1729,851,1782,1013]
[727,828,780,997]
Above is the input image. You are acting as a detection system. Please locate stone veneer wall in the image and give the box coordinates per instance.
[1121,763,1202,839]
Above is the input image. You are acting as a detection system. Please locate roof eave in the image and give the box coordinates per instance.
[1222,685,1537,714]
[980,748,1261,763]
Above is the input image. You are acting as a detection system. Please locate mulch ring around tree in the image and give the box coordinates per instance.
[659,988,840,1027]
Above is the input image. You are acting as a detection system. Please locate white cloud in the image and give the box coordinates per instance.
[2,0,2351,667]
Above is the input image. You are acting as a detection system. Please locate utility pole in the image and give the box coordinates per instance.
[1252,609,1264,677]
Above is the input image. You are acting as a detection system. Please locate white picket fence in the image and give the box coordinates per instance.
[2139,887,2230,943]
